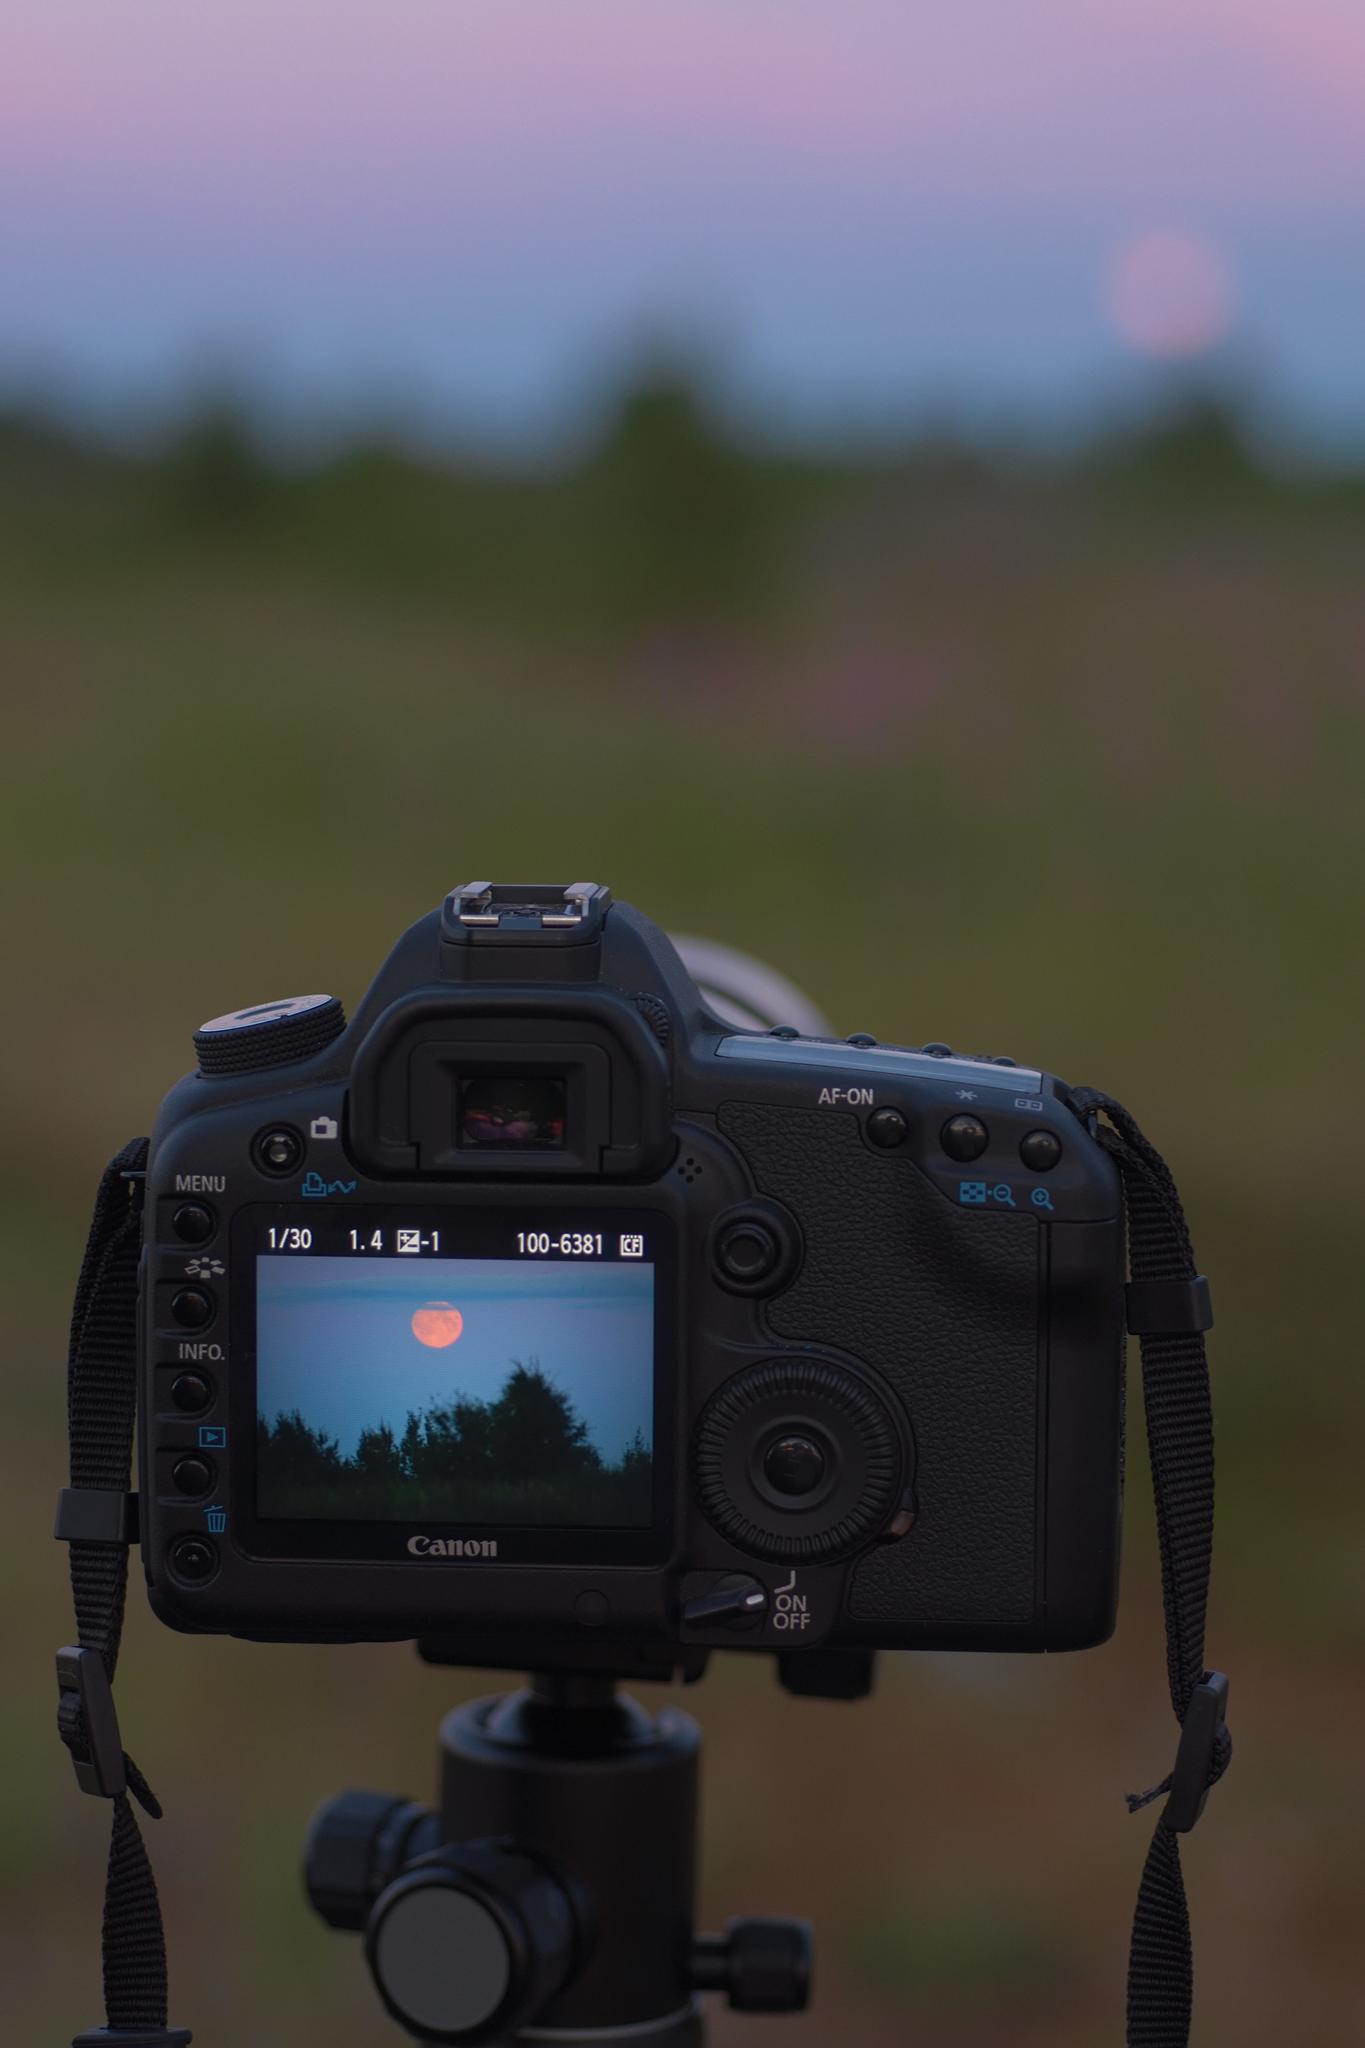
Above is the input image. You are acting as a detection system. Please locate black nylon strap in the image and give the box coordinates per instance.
[56,1139,190,2046]
[1069,1089,1232,2047]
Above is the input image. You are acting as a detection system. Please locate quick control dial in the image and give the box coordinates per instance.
[693,1358,907,1565]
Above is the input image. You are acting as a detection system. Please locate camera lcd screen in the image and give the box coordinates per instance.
[254,1230,655,1528]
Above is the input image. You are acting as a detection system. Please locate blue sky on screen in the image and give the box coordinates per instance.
[256,1256,655,1464]
[4,2,1364,445]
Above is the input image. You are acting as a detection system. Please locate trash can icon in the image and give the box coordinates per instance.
[205,1505,227,1534]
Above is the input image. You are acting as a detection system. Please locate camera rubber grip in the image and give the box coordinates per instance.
[717,1102,1041,1629]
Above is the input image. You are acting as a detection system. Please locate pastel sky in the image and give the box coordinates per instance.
[4,2,1364,444]
[256,1254,655,1464]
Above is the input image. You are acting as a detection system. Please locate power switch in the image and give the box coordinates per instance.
[683,1576,769,1630]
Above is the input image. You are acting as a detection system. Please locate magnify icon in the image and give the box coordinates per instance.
[1030,1187,1054,1211]
[991,1184,1015,1207]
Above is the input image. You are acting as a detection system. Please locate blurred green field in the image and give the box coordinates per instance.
[3,381,1363,2045]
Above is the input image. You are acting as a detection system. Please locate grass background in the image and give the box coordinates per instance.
[2,376,1362,2044]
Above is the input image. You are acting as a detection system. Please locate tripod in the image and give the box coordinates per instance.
[305,1670,812,2045]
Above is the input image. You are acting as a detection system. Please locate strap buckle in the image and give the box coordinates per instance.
[1125,1274,1214,1336]
[1163,1671,1230,1834]
[55,1487,139,1546]
[56,1646,127,1799]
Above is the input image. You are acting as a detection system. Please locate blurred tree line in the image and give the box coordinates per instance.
[3,368,1362,641]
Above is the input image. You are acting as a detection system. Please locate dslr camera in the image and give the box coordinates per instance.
[142,878,1124,1677]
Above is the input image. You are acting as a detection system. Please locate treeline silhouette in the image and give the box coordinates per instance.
[258,1359,652,1525]
[7,371,1354,639]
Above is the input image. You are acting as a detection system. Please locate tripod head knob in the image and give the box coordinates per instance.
[305,1790,442,1931]
[365,1840,581,2044]
[691,1915,813,2013]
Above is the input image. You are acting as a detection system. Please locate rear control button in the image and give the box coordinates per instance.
[941,1114,989,1162]
[172,1202,216,1244]
[710,1204,799,1296]
[866,1107,908,1148]
[716,1220,779,1285]
[1020,1129,1062,1172]
[763,1435,828,1498]
[171,1456,214,1498]
[170,1286,214,1330]
[922,1042,953,1057]
[169,1536,218,1584]
[170,1372,213,1414]
[171,1449,214,1499]
[846,1032,877,1048]
[254,1125,305,1176]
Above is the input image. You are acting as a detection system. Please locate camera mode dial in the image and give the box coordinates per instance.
[195,992,346,1076]
[694,1358,906,1565]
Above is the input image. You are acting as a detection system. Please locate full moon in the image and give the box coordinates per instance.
[411,1301,464,1349]
[1104,229,1236,361]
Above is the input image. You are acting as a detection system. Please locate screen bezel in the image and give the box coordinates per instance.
[230,1202,677,1566]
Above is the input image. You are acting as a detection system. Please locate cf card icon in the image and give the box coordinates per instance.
[619,1234,645,1258]
[309,1115,339,1140]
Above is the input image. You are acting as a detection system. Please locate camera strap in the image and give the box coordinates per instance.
[53,1136,191,2048]
[1069,1088,1232,2048]
[52,1103,1228,2048]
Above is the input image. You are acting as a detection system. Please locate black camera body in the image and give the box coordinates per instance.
[140,881,1124,1676]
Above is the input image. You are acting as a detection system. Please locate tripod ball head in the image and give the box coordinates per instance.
[305,1684,815,2044]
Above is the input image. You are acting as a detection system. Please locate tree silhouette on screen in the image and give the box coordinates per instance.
[258,1358,651,1525]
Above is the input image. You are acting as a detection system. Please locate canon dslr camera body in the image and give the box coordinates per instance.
[141,881,1124,1674]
